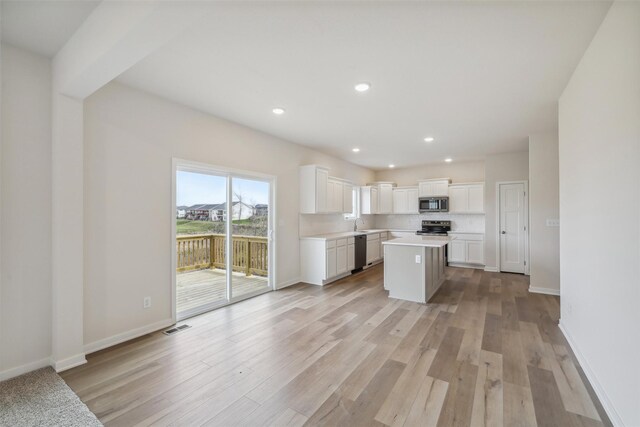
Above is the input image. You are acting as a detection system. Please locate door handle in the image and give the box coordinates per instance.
[501,231,506,234]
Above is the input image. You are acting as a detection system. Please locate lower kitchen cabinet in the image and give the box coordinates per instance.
[301,237,355,285]
[447,232,485,268]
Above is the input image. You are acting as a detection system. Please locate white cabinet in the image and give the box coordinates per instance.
[300,165,330,213]
[449,240,467,263]
[300,166,353,214]
[448,183,484,214]
[326,246,337,278]
[407,187,419,213]
[418,179,450,197]
[327,178,344,213]
[336,244,348,275]
[301,237,354,285]
[366,234,380,264]
[343,183,353,214]
[377,184,394,214]
[466,241,484,264]
[447,233,484,266]
[392,186,419,214]
[393,189,407,213]
[361,186,379,214]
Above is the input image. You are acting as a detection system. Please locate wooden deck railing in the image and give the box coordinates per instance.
[176,234,268,276]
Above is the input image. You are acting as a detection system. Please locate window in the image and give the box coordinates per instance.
[344,187,360,220]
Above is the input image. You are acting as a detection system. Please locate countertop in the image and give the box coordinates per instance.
[299,229,414,241]
[382,235,450,248]
[447,231,485,235]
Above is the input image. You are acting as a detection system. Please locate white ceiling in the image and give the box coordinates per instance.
[1,0,99,57]
[2,1,611,170]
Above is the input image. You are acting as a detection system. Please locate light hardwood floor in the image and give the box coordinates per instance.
[62,265,611,427]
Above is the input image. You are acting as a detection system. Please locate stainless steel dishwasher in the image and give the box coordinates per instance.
[353,234,367,272]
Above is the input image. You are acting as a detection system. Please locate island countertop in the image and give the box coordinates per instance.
[382,235,450,248]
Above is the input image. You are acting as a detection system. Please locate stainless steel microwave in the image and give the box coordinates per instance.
[419,197,449,213]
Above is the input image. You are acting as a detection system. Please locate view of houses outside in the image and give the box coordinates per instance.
[176,172,269,237]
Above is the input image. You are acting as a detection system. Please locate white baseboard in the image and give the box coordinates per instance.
[559,321,623,426]
[483,266,499,272]
[84,318,174,355]
[0,357,51,382]
[276,277,301,290]
[529,286,560,296]
[52,353,87,373]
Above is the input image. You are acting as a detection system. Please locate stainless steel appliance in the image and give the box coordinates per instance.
[353,234,367,271]
[416,220,451,235]
[416,220,451,265]
[419,197,449,213]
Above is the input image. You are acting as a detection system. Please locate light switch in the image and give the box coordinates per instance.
[415,255,421,264]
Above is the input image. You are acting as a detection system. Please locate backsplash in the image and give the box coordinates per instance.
[374,214,485,233]
[299,214,375,236]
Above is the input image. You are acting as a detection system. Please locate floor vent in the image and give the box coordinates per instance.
[163,324,191,335]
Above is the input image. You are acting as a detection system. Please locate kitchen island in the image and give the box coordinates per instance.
[382,236,449,303]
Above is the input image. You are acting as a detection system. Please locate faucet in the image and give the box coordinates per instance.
[354,218,363,232]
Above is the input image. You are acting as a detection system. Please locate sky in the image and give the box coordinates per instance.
[176,171,269,207]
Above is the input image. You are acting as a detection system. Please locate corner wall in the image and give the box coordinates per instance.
[528,132,560,294]
[558,2,640,425]
[0,44,53,379]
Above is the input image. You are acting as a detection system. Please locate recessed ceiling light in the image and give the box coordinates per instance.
[444,158,453,163]
[272,107,285,115]
[354,82,371,92]
[389,164,395,168]
[352,148,360,153]
[424,137,435,143]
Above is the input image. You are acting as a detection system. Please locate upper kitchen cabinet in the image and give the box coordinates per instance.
[392,186,419,214]
[418,178,450,197]
[448,183,484,214]
[300,165,329,213]
[300,165,353,214]
[360,186,379,214]
[376,183,395,214]
[362,182,395,214]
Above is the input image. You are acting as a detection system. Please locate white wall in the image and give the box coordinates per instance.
[374,160,485,185]
[558,2,640,426]
[484,151,529,270]
[528,132,560,294]
[0,44,53,379]
[83,82,374,348]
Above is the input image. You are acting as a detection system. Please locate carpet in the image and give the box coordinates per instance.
[0,367,102,427]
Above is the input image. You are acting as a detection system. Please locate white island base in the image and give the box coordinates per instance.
[382,236,448,304]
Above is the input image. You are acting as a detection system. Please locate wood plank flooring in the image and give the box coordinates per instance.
[61,265,611,427]
[177,269,268,313]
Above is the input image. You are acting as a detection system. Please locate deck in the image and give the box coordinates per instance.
[176,269,269,314]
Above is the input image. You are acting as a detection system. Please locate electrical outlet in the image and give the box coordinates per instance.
[415,255,421,264]
[546,219,560,227]
[143,297,151,309]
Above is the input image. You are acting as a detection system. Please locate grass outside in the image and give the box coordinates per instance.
[177,218,267,237]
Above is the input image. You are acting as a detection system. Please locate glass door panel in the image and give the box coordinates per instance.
[230,177,271,300]
[175,170,229,319]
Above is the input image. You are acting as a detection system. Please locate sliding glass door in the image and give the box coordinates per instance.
[174,162,273,320]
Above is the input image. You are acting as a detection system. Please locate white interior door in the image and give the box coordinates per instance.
[499,183,526,273]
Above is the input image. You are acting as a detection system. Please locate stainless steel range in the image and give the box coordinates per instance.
[416,220,451,236]
[416,220,451,265]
